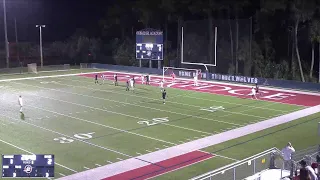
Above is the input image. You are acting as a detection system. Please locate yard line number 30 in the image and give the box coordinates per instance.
[53,132,95,144]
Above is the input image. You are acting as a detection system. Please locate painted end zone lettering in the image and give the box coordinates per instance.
[79,72,320,106]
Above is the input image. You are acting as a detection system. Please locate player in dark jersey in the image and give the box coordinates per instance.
[95,74,98,84]
[255,84,259,96]
[146,75,150,85]
[126,79,129,91]
[114,74,118,86]
[132,76,135,87]
[162,89,167,104]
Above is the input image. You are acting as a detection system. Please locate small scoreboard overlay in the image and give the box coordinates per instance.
[136,28,163,60]
[2,154,54,178]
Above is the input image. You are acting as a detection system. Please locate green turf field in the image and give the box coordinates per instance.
[0,69,317,179]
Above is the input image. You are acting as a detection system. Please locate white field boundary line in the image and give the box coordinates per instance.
[5,85,211,138]
[0,68,318,106]
[0,70,106,83]
[144,151,238,180]
[29,104,177,146]
[12,81,239,130]
[63,75,305,112]
[0,70,307,111]
[31,79,300,128]
[0,113,134,159]
[0,68,79,76]
[18,80,248,125]
[197,150,239,162]
[48,79,270,120]
[55,77,299,117]
[7,86,284,161]
[2,95,177,152]
[57,104,320,180]
[101,70,320,97]
[0,138,78,173]
[89,70,314,107]
[9,78,298,140]
[62,77,293,114]
[144,155,215,180]
[28,78,299,128]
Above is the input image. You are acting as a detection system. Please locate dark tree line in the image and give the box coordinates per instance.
[7,0,320,82]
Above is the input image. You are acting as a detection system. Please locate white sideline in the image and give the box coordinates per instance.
[0,69,319,97]
[57,105,320,180]
[103,70,320,96]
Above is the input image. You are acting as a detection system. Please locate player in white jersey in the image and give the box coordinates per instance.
[141,75,145,84]
[249,87,257,100]
[159,81,164,91]
[129,78,134,91]
[18,95,23,113]
[194,75,198,86]
[101,74,107,84]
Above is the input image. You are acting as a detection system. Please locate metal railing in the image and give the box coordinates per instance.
[290,145,320,178]
[190,147,286,180]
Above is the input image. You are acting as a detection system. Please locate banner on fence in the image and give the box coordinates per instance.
[210,73,260,84]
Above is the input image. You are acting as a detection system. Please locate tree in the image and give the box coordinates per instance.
[113,38,137,66]
[289,0,316,82]
[237,37,263,76]
[183,33,207,64]
[309,19,320,80]
[133,0,161,28]
[160,0,179,66]
[187,0,221,72]
[99,0,135,39]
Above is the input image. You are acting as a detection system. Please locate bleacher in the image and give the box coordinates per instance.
[190,145,320,180]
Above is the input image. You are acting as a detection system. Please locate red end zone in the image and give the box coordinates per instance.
[80,72,320,107]
[103,151,213,180]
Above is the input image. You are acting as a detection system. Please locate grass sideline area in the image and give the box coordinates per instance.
[156,112,320,179]
[0,68,318,179]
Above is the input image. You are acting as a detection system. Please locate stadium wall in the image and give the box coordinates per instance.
[90,63,320,92]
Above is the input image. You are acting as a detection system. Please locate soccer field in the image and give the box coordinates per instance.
[0,69,319,180]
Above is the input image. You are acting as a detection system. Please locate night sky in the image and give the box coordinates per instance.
[0,0,109,43]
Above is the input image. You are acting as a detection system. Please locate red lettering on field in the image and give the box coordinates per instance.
[261,93,296,100]
[228,89,249,96]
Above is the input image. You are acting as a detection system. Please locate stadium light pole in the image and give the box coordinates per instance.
[3,0,9,68]
[36,25,45,68]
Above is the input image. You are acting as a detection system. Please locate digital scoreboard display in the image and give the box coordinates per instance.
[136,43,163,60]
[1,154,54,178]
[136,29,163,60]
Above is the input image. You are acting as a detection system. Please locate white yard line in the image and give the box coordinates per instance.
[0,114,133,158]
[0,69,319,97]
[49,79,270,119]
[101,70,320,97]
[144,156,215,180]
[197,150,239,162]
[59,76,289,113]
[0,138,78,173]
[57,104,320,180]
[29,104,176,146]
[12,82,221,134]
[13,81,242,127]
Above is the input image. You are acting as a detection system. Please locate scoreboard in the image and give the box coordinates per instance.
[2,154,54,178]
[136,43,163,60]
[136,29,163,60]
